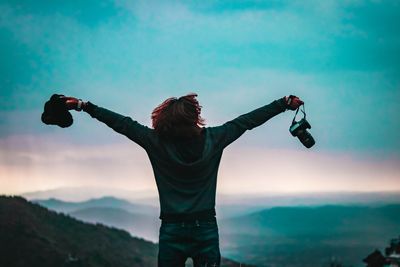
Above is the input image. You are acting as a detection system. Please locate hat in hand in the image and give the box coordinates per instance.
[41,94,73,128]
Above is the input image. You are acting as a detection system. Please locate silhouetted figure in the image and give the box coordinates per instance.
[60,93,303,267]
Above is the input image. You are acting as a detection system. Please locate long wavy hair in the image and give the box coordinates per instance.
[151,93,205,139]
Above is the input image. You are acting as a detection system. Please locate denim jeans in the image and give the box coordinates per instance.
[158,218,221,267]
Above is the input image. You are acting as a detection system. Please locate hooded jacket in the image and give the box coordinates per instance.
[84,98,288,220]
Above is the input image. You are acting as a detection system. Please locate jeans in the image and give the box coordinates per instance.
[158,218,221,267]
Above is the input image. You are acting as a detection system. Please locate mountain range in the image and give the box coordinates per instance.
[33,196,159,215]
[220,205,400,267]
[34,196,400,267]
[34,196,161,241]
[24,187,400,207]
[0,196,253,267]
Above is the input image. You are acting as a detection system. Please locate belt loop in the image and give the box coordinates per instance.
[195,219,200,227]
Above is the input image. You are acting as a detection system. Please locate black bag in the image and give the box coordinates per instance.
[41,94,73,128]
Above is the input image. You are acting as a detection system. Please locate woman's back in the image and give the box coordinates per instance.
[63,92,302,266]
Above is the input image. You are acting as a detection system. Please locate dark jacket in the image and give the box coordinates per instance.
[84,98,288,220]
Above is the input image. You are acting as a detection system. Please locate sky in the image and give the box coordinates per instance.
[0,0,399,199]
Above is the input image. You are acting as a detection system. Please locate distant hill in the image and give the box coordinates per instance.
[222,205,400,236]
[219,205,400,267]
[0,196,253,267]
[22,187,158,203]
[23,187,400,207]
[33,196,158,216]
[35,197,161,242]
[70,207,160,242]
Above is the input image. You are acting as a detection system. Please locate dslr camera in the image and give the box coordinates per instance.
[289,104,315,148]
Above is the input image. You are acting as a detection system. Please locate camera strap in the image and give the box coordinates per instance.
[292,104,306,124]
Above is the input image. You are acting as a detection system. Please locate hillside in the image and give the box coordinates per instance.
[0,196,253,267]
[70,207,160,242]
[33,196,158,215]
[0,196,158,267]
[220,205,400,267]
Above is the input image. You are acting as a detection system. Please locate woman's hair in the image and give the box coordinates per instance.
[151,93,205,139]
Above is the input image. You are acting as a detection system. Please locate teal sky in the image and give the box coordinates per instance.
[1,0,399,196]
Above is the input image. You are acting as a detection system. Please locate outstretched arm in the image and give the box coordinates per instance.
[213,95,303,148]
[63,97,152,149]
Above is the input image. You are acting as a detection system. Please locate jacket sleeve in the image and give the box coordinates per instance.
[83,102,152,149]
[212,97,288,149]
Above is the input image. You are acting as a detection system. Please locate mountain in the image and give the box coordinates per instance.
[216,192,400,207]
[34,196,158,216]
[0,196,253,267]
[70,207,160,242]
[22,187,158,203]
[25,188,400,209]
[0,196,158,267]
[35,197,264,242]
[219,205,400,267]
[34,197,161,241]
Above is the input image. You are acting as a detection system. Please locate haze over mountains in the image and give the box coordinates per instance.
[23,186,400,206]
[220,205,400,267]
[33,196,158,215]
[30,192,400,267]
[33,196,161,241]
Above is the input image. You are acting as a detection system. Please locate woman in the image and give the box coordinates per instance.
[64,93,303,267]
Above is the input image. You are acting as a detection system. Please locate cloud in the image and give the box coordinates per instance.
[2,0,399,102]
[1,134,399,196]
[218,146,400,194]
[0,134,155,195]
[1,68,399,154]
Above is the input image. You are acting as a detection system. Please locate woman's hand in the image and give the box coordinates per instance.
[60,96,86,111]
[285,95,304,110]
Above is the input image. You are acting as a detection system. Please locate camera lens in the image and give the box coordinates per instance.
[296,129,315,148]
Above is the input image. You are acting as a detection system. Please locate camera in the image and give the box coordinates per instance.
[289,105,315,148]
